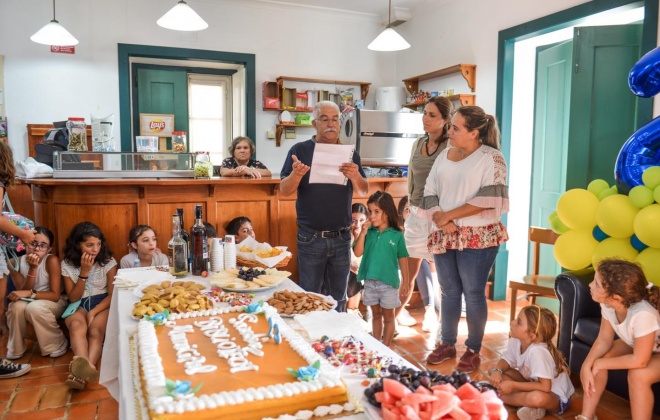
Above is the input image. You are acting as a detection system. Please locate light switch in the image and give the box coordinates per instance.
[267,130,275,139]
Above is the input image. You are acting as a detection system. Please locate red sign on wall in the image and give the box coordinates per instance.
[50,45,75,54]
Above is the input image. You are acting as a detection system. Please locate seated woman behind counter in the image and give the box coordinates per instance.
[220,136,271,179]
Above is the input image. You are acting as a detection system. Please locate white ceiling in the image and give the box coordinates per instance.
[249,0,428,17]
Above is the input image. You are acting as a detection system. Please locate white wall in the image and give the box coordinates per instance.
[0,0,396,171]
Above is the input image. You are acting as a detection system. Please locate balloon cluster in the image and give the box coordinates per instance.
[549,46,660,285]
[550,166,660,285]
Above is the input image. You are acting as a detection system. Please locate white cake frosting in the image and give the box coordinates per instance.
[136,304,355,418]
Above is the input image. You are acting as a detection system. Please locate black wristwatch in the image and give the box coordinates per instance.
[30,289,37,299]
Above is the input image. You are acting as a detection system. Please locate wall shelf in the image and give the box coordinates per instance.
[266,76,371,146]
[275,124,313,147]
[402,64,476,96]
[402,94,475,110]
[276,76,371,99]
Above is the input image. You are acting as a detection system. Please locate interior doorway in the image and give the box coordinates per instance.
[492,0,657,301]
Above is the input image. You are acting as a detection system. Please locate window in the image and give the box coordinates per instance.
[188,74,232,165]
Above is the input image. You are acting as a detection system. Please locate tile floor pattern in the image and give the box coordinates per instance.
[0,296,655,419]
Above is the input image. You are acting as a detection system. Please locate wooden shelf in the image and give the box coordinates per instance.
[275,124,314,147]
[402,64,476,95]
[276,76,371,99]
[401,94,476,110]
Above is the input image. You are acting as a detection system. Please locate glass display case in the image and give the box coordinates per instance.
[52,151,196,178]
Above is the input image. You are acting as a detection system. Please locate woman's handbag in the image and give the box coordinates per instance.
[0,195,35,270]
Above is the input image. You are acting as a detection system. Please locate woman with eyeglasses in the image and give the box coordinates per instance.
[6,226,68,360]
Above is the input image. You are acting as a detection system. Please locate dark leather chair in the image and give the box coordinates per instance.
[555,269,660,414]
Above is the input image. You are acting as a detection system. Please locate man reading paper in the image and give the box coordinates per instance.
[280,101,368,312]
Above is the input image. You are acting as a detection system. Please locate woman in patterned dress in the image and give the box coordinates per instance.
[219,136,271,179]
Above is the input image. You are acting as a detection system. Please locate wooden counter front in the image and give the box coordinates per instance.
[23,177,407,281]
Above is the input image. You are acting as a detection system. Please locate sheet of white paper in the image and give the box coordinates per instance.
[308,143,354,185]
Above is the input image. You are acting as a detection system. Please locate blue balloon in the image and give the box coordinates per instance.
[592,226,609,242]
[631,234,649,252]
[614,116,660,194]
[629,46,660,97]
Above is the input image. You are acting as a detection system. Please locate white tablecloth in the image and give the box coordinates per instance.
[99,271,414,420]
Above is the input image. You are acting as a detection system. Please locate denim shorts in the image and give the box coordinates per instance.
[554,395,570,415]
[362,280,400,309]
[80,293,108,313]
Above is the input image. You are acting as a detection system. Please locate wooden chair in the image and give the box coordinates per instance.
[509,226,560,320]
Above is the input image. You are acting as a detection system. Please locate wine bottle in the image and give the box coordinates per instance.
[168,214,189,278]
[176,207,191,266]
[190,205,208,276]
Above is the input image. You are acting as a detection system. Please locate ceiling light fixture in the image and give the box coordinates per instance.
[30,0,79,46]
[157,0,209,32]
[368,0,410,51]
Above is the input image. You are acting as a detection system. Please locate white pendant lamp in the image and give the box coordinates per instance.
[368,0,410,51]
[157,1,208,31]
[30,0,78,46]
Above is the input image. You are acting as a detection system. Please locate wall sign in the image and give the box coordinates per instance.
[50,46,76,54]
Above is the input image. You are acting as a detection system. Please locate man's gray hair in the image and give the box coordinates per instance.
[313,101,340,120]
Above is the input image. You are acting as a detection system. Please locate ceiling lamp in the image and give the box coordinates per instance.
[368,0,410,51]
[157,1,208,31]
[30,0,78,46]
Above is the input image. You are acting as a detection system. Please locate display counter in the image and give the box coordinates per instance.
[23,177,407,281]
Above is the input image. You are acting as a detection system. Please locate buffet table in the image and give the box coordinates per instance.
[99,270,414,420]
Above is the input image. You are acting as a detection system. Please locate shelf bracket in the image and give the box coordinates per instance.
[275,125,284,147]
[459,64,476,92]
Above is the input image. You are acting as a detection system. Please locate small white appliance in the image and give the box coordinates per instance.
[374,86,406,112]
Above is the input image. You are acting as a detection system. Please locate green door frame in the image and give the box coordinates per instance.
[118,44,256,152]
[492,0,658,300]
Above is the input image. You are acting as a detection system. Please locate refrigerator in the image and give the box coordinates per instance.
[339,109,424,167]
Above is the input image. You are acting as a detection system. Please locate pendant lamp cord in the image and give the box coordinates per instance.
[387,0,392,27]
[52,0,56,20]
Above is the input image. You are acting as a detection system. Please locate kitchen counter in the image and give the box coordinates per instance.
[23,177,407,281]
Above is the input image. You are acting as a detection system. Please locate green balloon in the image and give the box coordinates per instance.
[629,185,655,208]
[587,179,610,197]
[548,211,570,234]
[598,186,617,201]
[642,166,660,189]
[655,185,660,204]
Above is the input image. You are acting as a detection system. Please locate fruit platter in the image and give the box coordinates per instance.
[209,267,291,291]
[363,366,507,419]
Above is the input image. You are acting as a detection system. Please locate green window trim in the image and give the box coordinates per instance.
[118,43,255,152]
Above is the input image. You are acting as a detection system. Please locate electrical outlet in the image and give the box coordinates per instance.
[267,130,275,139]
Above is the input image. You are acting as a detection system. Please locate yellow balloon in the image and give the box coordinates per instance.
[596,194,639,238]
[556,189,599,230]
[592,237,639,269]
[633,204,660,248]
[636,247,660,286]
[553,229,598,270]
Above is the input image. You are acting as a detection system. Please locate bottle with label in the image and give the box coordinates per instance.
[176,208,191,266]
[168,214,189,278]
[190,205,208,275]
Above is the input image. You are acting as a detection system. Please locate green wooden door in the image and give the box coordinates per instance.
[135,67,189,150]
[530,40,573,279]
[566,24,643,188]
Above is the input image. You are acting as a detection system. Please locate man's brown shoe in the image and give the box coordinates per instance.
[426,343,456,365]
[455,348,480,373]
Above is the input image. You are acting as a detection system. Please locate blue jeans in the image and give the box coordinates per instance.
[416,259,435,307]
[433,246,499,353]
[297,227,351,312]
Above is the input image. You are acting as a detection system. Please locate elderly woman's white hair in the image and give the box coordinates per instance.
[313,101,340,120]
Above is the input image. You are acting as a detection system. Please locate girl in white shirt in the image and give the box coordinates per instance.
[62,222,117,390]
[489,305,574,420]
[119,224,168,269]
[579,258,660,420]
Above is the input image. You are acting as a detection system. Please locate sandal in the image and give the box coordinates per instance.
[575,415,598,420]
[65,374,86,390]
[71,356,99,382]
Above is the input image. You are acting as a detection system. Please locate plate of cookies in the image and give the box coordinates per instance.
[266,290,336,317]
[131,280,212,319]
